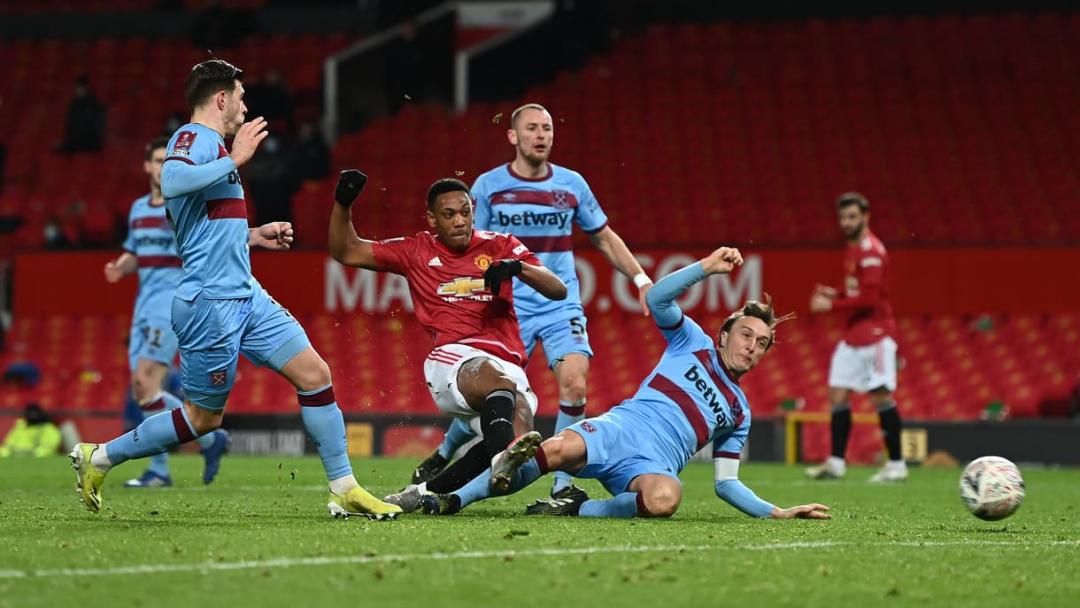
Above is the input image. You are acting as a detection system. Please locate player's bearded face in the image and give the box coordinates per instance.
[719,317,771,373]
[427,193,474,251]
[838,207,865,240]
[511,110,554,165]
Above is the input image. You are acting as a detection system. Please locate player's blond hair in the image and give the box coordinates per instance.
[510,103,551,128]
[718,294,795,350]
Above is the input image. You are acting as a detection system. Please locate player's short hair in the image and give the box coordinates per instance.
[426,178,471,211]
[510,103,550,128]
[145,136,169,160]
[185,59,244,109]
[836,192,869,213]
[718,294,795,351]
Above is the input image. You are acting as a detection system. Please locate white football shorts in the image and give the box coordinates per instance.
[827,336,898,393]
[423,343,538,433]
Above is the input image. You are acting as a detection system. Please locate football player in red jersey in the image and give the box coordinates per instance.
[328,171,567,510]
[806,193,907,483]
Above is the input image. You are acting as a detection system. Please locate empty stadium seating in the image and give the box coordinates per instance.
[322,13,1079,247]
[3,311,1076,423]
[1,14,1075,249]
[1,13,1077,437]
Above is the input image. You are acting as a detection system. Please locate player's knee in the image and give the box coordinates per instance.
[295,357,332,392]
[641,486,681,518]
[868,388,893,407]
[539,437,567,467]
[541,432,585,472]
[489,373,516,393]
[828,393,850,409]
[558,375,587,403]
[184,405,221,435]
[474,359,515,392]
[130,375,155,404]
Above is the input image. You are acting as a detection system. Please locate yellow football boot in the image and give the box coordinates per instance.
[70,443,108,513]
[327,485,402,520]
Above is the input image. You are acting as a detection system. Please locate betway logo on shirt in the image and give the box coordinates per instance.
[437,277,492,302]
[684,364,731,430]
[134,235,175,248]
[495,210,571,230]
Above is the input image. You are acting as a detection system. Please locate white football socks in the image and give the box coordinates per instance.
[329,474,360,496]
[90,444,113,472]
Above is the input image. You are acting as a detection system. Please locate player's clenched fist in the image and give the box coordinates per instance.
[483,259,523,295]
[229,116,268,167]
[701,247,743,275]
[335,170,368,208]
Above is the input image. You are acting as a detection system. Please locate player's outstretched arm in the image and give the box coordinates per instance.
[713,458,830,519]
[328,169,380,270]
[646,247,743,327]
[103,252,137,283]
[517,262,567,301]
[587,226,653,317]
[484,259,566,300]
[713,456,776,518]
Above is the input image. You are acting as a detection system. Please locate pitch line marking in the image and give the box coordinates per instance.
[2,540,1078,579]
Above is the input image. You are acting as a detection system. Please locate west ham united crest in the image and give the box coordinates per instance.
[553,190,570,210]
[209,370,227,387]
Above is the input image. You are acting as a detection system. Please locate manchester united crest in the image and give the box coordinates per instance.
[474,254,493,271]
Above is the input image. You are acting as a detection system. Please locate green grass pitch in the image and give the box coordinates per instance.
[1,456,1077,607]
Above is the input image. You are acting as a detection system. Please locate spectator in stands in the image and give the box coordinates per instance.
[0,403,62,458]
[59,76,106,154]
[0,139,6,194]
[245,134,298,225]
[293,121,330,181]
[43,216,73,250]
[244,69,293,129]
[0,95,6,193]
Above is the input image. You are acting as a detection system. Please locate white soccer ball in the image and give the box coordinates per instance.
[959,456,1025,521]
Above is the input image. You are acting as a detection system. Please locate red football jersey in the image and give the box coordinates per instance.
[372,230,541,364]
[832,231,897,346]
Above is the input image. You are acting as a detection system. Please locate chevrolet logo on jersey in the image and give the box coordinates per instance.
[437,277,488,298]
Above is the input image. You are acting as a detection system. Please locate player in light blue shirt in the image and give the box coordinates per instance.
[71,59,400,520]
[104,136,229,488]
[417,104,654,500]
[420,247,831,521]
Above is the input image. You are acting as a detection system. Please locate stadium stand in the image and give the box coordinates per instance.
[325,14,1079,248]
[0,13,1077,444]
[3,311,1076,421]
[0,15,1075,249]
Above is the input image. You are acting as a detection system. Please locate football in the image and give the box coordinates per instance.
[959,456,1026,521]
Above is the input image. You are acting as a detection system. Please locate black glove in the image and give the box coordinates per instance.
[483,259,523,295]
[335,169,368,207]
